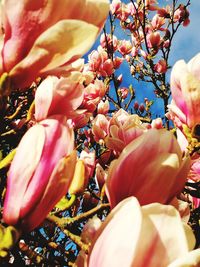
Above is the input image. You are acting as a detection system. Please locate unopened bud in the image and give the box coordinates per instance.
[134,101,139,110]
[139,103,145,113]
[82,192,99,212]
[151,118,163,129]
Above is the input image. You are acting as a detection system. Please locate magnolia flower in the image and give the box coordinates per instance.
[118,87,129,99]
[110,0,122,16]
[92,114,109,142]
[100,33,118,51]
[151,14,165,30]
[147,31,162,49]
[106,129,190,207]
[106,109,147,154]
[72,112,91,129]
[154,59,167,73]
[0,0,109,89]
[117,40,132,56]
[87,197,199,267]
[97,100,109,115]
[3,115,76,231]
[169,53,200,129]
[173,4,190,27]
[82,79,107,112]
[88,46,114,77]
[113,57,123,69]
[35,73,84,121]
[145,0,158,11]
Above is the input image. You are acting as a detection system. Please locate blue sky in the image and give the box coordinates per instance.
[170,1,200,63]
[125,0,200,117]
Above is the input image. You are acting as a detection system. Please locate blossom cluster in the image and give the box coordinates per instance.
[0,0,200,266]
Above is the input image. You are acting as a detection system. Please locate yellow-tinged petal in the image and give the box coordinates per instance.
[182,73,200,128]
[55,194,76,211]
[9,20,99,88]
[88,198,192,267]
[135,203,190,266]
[2,0,109,72]
[69,160,86,195]
[182,223,196,251]
[167,249,200,267]
[78,0,110,28]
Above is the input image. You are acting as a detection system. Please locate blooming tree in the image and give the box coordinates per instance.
[0,0,200,266]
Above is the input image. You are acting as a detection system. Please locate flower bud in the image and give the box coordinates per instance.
[88,197,197,267]
[106,129,190,207]
[3,115,76,231]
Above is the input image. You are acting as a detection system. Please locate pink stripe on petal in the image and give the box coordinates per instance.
[20,116,74,218]
[3,124,45,225]
[22,151,77,231]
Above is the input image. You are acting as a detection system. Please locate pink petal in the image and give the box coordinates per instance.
[35,74,84,121]
[3,0,109,71]
[176,128,188,153]
[20,115,74,218]
[181,73,200,128]
[22,151,77,231]
[131,203,191,267]
[3,124,45,225]
[167,101,187,124]
[170,60,188,115]
[88,198,192,267]
[88,197,143,267]
[35,76,58,121]
[106,129,188,207]
[9,20,98,88]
